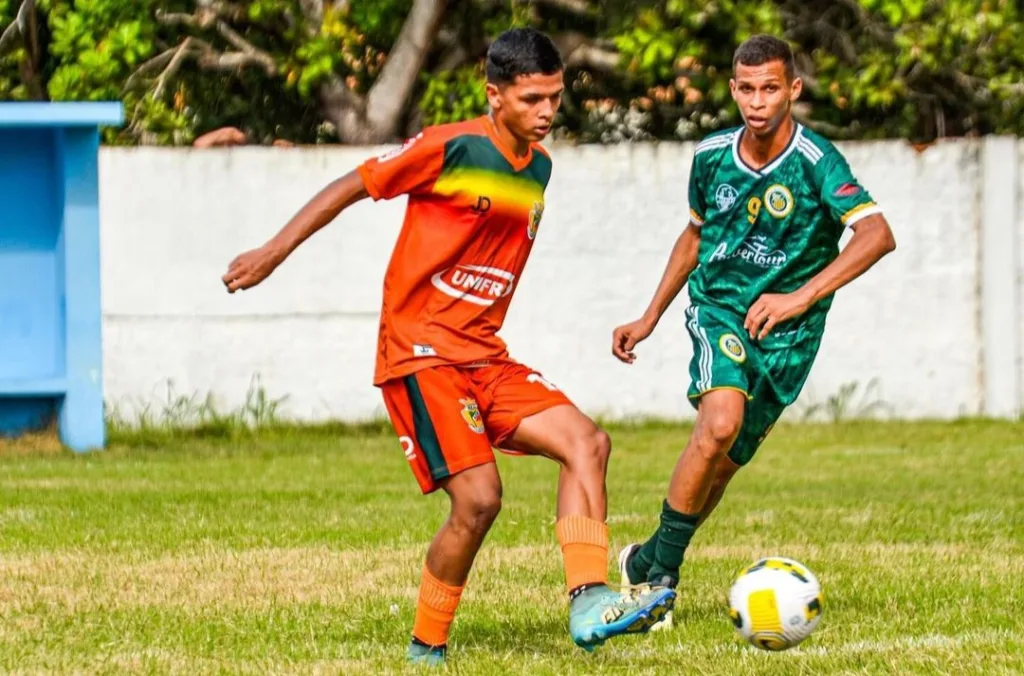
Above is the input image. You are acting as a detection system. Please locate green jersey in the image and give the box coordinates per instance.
[686,123,879,341]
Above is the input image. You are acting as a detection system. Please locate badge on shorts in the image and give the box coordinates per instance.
[719,333,747,363]
[459,398,485,434]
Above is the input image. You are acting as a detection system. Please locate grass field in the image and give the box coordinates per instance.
[1,420,1022,674]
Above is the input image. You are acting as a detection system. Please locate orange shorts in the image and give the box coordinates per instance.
[380,360,574,494]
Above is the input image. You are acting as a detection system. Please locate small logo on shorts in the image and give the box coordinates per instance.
[399,436,416,461]
[719,333,747,363]
[413,344,437,357]
[460,398,485,434]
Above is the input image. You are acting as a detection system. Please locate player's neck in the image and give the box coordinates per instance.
[487,113,531,158]
[740,115,795,170]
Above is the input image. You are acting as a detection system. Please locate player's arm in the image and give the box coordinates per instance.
[612,159,705,363]
[612,225,701,363]
[222,130,444,293]
[791,213,895,306]
[745,151,896,340]
[640,225,702,328]
[221,171,369,293]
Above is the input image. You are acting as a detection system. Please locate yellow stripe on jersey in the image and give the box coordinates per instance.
[690,208,705,226]
[432,167,544,211]
[840,201,881,226]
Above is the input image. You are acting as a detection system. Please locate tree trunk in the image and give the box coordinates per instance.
[319,0,447,144]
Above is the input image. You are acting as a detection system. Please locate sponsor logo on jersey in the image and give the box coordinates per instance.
[527,201,544,240]
[431,264,516,306]
[715,184,739,211]
[709,236,788,269]
[719,333,747,363]
[764,184,794,218]
[459,398,485,434]
[376,132,423,162]
[471,196,492,213]
[833,182,862,198]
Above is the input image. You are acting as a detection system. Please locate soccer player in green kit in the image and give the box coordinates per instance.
[611,34,897,625]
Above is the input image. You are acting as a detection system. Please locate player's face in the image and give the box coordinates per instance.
[730,60,802,138]
[487,71,565,142]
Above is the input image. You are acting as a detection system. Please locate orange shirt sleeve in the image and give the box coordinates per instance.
[357,129,449,201]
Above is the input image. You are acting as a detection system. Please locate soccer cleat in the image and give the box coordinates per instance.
[618,543,643,587]
[406,640,446,666]
[568,584,676,651]
[617,544,675,632]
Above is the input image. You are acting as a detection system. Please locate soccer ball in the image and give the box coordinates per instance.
[727,557,823,651]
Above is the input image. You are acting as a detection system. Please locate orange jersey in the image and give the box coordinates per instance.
[357,116,552,385]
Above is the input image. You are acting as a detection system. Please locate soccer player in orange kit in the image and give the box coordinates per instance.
[222,28,674,665]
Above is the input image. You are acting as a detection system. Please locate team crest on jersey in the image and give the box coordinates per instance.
[719,333,747,363]
[459,398,485,434]
[527,201,544,240]
[764,184,794,219]
[715,184,739,211]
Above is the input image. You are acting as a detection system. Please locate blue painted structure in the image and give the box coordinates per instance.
[0,102,123,451]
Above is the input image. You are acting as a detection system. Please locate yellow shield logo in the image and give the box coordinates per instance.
[459,398,485,434]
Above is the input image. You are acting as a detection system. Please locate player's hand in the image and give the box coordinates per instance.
[612,317,655,364]
[221,244,286,293]
[744,290,813,341]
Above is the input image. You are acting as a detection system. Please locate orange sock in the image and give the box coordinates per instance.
[555,514,609,593]
[412,565,464,647]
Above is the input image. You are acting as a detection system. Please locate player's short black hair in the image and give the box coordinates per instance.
[486,28,564,85]
[733,34,796,81]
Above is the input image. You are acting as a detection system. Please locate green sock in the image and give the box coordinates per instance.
[626,527,660,584]
[647,500,700,586]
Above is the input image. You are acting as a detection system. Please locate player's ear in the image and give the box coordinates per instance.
[790,76,803,101]
[485,81,503,111]
[729,78,738,100]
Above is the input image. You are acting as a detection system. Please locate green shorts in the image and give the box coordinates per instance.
[684,305,822,466]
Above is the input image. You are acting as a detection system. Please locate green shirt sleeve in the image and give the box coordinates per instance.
[815,148,880,227]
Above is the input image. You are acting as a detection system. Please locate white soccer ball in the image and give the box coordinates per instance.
[727,557,823,651]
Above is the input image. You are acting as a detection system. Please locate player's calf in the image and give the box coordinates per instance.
[411,465,503,660]
[628,391,746,590]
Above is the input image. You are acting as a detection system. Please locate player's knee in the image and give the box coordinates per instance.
[568,427,611,473]
[697,412,742,456]
[591,428,612,467]
[453,489,502,535]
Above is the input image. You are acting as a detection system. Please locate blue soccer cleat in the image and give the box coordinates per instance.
[406,640,446,666]
[568,584,676,651]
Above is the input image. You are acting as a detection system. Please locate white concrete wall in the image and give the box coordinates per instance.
[97,137,1024,423]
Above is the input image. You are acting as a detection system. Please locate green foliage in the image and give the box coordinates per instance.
[0,0,23,99]
[46,0,157,102]
[419,64,487,126]
[1,0,1021,143]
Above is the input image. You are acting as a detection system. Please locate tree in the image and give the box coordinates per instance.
[1,0,1021,145]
